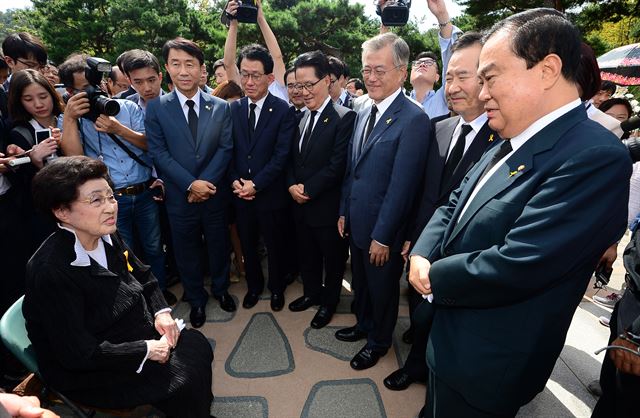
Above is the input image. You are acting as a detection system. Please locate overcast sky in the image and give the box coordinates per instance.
[2,0,464,32]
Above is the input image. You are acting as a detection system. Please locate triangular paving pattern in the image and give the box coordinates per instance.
[301,378,387,418]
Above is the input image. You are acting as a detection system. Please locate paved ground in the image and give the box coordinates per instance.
[45,233,630,418]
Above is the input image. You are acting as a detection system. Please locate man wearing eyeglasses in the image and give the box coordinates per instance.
[408,0,461,119]
[1,32,48,93]
[229,44,296,312]
[336,32,430,371]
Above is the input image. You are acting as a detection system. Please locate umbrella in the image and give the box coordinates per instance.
[598,43,640,86]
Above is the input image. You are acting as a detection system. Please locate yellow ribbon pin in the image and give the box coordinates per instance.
[386,118,392,124]
[509,165,526,177]
[488,134,494,142]
[324,118,329,123]
[123,250,134,272]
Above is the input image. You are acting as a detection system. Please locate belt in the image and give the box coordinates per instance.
[115,181,149,196]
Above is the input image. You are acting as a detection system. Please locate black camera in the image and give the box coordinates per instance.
[376,0,412,27]
[221,0,258,26]
[83,57,120,121]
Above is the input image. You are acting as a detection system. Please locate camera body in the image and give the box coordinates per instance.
[83,57,120,121]
[236,0,258,23]
[376,0,412,27]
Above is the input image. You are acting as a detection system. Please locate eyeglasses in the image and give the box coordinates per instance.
[78,192,117,208]
[17,58,45,70]
[361,65,403,79]
[329,77,338,85]
[240,72,265,82]
[293,79,324,92]
[412,59,437,68]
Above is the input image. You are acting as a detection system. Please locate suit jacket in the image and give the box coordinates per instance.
[408,116,498,245]
[340,92,430,251]
[412,105,632,414]
[145,90,232,214]
[287,102,356,227]
[230,93,296,211]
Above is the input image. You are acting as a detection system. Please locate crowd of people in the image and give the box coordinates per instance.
[1,0,639,417]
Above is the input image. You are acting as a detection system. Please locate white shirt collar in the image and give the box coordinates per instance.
[462,112,488,133]
[249,94,268,111]
[311,96,332,116]
[373,87,403,119]
[509,99,582,152]
[175,88,200,111]
[339,89,349,103]
[58,224,113,267]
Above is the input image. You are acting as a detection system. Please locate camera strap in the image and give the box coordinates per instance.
[106,132,152,169]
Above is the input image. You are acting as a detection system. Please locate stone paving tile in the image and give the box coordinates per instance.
[211,396,268,418]
[304,326,362,361]
[172,296,238,323]
[301,378,386,418]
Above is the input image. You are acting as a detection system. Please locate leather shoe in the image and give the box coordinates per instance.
[383,368,415,391]
[214,292,236,312]
[190,306,206,328]
[311,306,334,329]
[402,327,414,344]
[162,289,178,306]
[350,346,384,370]
[288,295,317,312]
[335,325,367,342]
[271,293,285,311]
[242,292,260,309]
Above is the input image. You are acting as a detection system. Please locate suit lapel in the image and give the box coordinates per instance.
[196,91,213,149]
[297,111,310,154]
[302,103,334,162]
[444,105,587,247]
[356,93,405,167]
[352,107,369,161]
[166,91,196,148]
[250,93,274,152]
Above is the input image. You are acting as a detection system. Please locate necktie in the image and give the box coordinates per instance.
[479,139,513,181]
[249,103,257,138]
[361,104,378,150]
[186,99,198,141]
[441,124,473,186]
[300,110,318,153]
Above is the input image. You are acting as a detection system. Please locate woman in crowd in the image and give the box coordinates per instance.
[23,156,214,418]
[600,97,633,122]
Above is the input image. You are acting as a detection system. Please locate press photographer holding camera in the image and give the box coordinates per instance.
[58,53,174,305]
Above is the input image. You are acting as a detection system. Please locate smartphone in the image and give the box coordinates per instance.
[35,128,52,144]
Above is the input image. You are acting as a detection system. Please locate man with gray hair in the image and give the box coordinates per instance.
[336,32,430,371]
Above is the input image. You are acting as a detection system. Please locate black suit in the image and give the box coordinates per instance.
[404,116,498,380]
[288,102,355,307]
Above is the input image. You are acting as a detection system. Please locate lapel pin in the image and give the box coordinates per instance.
[324,118,329,123]
[386,118,392,124]
[489,134,494,142]
[269,108,273,112]
[123,250,134,272]
[509,165,526,177]
[205,104,211,111]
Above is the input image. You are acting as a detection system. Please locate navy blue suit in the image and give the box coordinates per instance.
[412,105,632,416]
[340,92,430,351]
[146,90,233,308]
[230,93,296,295]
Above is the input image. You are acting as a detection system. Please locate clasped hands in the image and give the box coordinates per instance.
[147,312,181,363]
[188,179,216,203]
[233,178,256,200]
[288,183,309,204]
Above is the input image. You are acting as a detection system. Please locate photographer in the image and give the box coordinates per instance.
[58,54,173,305]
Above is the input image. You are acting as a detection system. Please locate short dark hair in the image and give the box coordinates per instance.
[0,58,8,71]
[599,98,633,119]
[284,66,295,84]
[8,69,64,124]
[451,32,483,55]
[576,42,601,102]
[294,50,331,80]
[213,59,225,72]
[2,32,47,64]
[347,78,364,90]
[58,53,87,88]
[162,38,204,66]
[122,50,161,76]
[108,66,122,83]
[32,156,113,224]
[212,80,244,101]
[237,44,274,74]
[600,80,617,95]
[483,8,581,83]
[115,49,142,73]
[327,56,345,79]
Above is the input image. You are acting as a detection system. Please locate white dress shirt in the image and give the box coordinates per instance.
[446,113,488,160]
[299,96,332,151]
[248,94,268,129]
[175,88,200,121]
[371,87,403,126]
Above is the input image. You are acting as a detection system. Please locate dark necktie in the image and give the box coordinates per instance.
[300,110,318,153]
[441,123,473,186]
[361,104,378,150]
[248,103,257,138]
[186,99,198,141]
[479,139,513,181]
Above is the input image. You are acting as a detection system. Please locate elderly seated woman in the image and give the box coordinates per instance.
[23,156,214,417]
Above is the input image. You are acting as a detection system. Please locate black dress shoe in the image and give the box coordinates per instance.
[311,306,334,329]
[271,293,285,311]
[162,289,178,306]
[189,306,206,328]
[214,292,236,312]
[288,295,316,312]
[402,327,414,344]
[242,292,260,309]
[383,368,415,391]
[335,325,367,342]
[350,346,384,370]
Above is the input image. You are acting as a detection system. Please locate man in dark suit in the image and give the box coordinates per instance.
[229,44,296,311]
[337,32,430,370]
[384,32,497,393]
[327,56,354,109]
[409,10,632,417]
[286,50,355,329]
[146,37,235,328]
